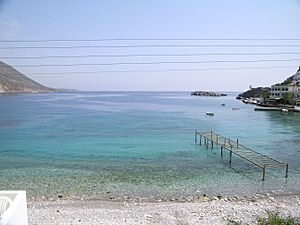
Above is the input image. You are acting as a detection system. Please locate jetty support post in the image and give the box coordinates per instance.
[262,165,266,181]
[206,138,208,149]
[211,140,213,149]
[216,134,219,144]
[221,146,223,157]
[194,130,197,143]
[229,146,232,165]
[237,139,239,147]
[285,164,289,178]
[210,130,213,140]
[200,135,202,145]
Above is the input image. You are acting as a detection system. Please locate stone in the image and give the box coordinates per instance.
[268,197,276,203]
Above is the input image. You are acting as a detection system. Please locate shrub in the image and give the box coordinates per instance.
[257,212,300,225]
[227,212,300,225]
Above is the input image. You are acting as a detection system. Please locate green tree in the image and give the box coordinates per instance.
[261,90,270,102]
[282,92,294,105]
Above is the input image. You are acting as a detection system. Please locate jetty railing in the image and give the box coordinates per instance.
[194,130,288,181]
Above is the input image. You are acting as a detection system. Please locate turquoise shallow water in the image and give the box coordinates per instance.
[0,92,299,199]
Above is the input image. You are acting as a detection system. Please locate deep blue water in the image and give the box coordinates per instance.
[0,92,299,199]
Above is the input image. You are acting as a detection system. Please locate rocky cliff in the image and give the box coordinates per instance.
[0,61,55,93]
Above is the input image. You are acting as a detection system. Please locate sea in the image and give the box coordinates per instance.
[0,92,299,200]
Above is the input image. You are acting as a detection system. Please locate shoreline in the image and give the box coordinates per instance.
[26,190,300,204]
[28,193,300,225]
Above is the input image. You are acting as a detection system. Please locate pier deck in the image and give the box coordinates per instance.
[195,131,288,180]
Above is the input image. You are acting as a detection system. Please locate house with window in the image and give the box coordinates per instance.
[270,66,300,99]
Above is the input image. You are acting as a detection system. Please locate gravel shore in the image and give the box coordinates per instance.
[28,194,300,225]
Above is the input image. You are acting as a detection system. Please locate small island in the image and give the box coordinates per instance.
[191,91,227,97]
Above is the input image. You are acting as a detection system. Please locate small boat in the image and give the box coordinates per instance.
[221,103,225,106]
[242,98,258,105]
[282,108,288,113]
[206,112,214,116]
[232,107,240,110]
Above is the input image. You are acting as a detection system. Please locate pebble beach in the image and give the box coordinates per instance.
[28,194,300,225]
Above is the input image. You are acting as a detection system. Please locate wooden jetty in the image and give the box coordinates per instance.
[194,130,288,181]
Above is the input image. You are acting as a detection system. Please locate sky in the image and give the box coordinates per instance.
[0,0,300,91]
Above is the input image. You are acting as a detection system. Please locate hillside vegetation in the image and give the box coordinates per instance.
[237,87,270,99]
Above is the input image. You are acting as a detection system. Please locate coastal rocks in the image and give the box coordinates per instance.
[212,196,219,201]
[268,196,276,203]
[197,194,211,202]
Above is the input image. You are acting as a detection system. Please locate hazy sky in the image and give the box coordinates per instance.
[0,0,300,91]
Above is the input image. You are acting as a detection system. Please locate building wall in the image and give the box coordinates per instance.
[290,85,300,98]
[270,67,300,99]
[270,85,289,98]
[270,85,300,99]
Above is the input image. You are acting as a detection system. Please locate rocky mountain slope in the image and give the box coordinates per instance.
[0,61,55,93]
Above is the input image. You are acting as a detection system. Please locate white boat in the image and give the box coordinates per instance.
[206,112,214,116]
[282,108,288,113]
[242,98,258,105]
[295,105,300,112]
[0,191,28,225]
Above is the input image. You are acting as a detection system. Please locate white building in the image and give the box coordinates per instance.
[270,67,300,99]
